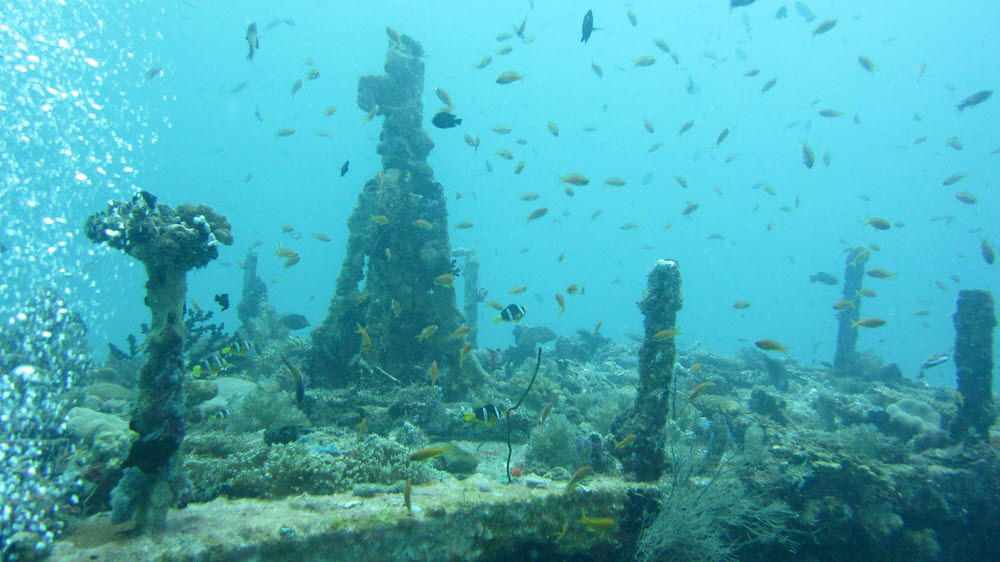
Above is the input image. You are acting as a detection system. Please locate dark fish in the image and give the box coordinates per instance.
[801,142,815,168]
[229,81,249,94]
[245,22,260,62]
[340,161,349,177]
[957,90,992,112]
[581,9,594,43]
[730,0,756,8]
[918,353,949,379]
[775,5,787,19]
[254,105,263,122]
[432,111,462,128]
[809,272,838,285]
[263,18,283,31]
[494,303,527,324]
[464,404,503,427]
[279,313,311,330]
[214,293,229,311]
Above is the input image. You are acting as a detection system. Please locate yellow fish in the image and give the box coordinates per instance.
[416,325,438,342]
[652,328,681,341]
[355,323,372,350]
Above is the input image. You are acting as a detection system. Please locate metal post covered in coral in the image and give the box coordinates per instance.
[950,290,997,442]
[84,191,232,533]
[834,247,868,376]
[613,259,682,481]
[308,30,464,391]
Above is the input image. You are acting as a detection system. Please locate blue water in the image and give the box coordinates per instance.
[2,0,997,388]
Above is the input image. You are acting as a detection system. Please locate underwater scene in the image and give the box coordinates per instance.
[2,0,999,560]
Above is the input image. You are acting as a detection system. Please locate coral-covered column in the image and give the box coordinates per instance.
[950,290,997,442]
[613,259,682,481]
[308,30,463,390]
[84,191,232,532]
[834,247,869,376]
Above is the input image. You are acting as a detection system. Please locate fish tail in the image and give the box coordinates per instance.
[493,316,502,324]
[464,412,475,422]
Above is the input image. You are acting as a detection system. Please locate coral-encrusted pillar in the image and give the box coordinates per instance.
[308,30,463,391]
[950,290,997,442]
[85,191,232,532]
[834,247,869,377]
[612,259,682,481]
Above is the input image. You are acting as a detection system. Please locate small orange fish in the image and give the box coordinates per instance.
[861,218,891,230]
[454,221,474,230]
[355,323,372,350]
[732,301,751,310]
[428,360,438,388]
[755,339,790,355]
[434,273,455,288]
[852,318,887,329]
[509,285,527,294]
[460,342,473,367]
[689,382,713,399]
[592,321,601,335]
[867,269,896,280]
[415,325,438,342]
[615,434,637,448]
[526,207,549,223]
[652,328,681,341]
[555,293,565,316]
[833,300,854,311]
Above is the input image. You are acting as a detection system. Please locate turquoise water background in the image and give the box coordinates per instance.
[2,0,997,388]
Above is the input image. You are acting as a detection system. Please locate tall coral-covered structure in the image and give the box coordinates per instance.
[309,30,463,388]
[84,191,232,532]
